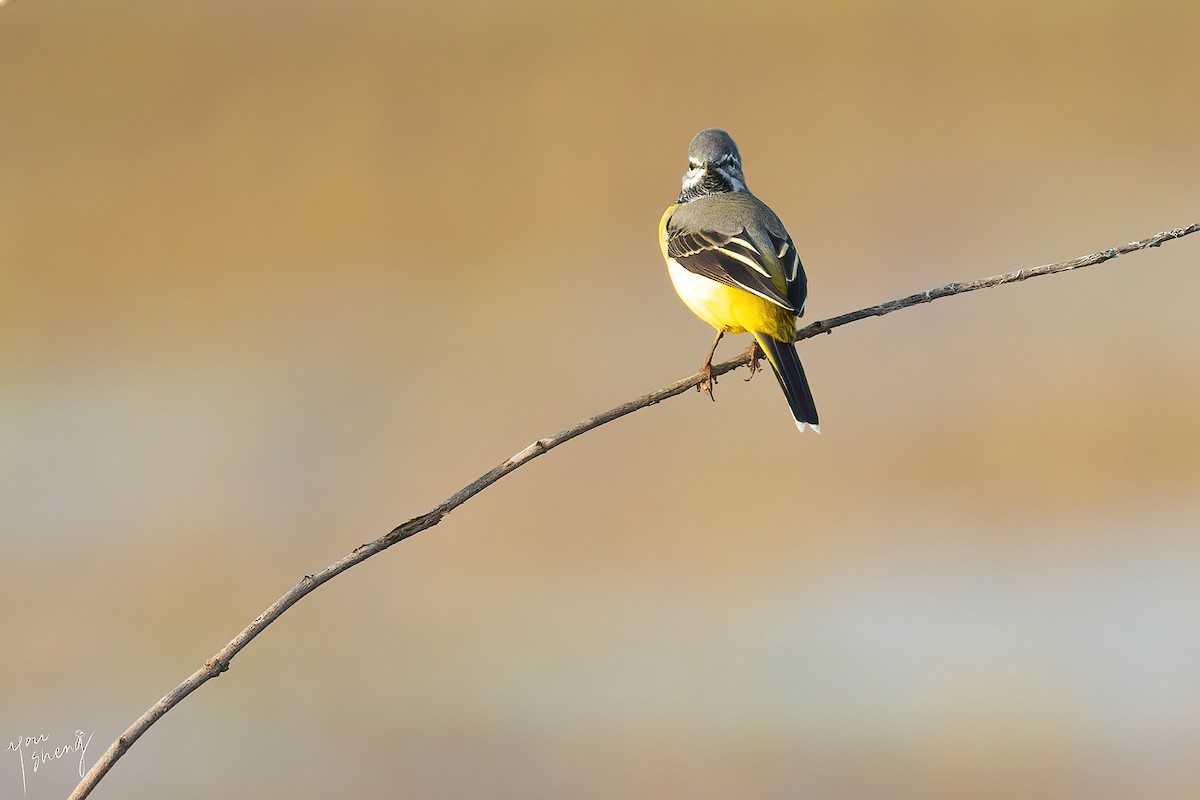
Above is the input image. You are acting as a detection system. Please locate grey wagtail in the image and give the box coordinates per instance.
[659,128,820,432]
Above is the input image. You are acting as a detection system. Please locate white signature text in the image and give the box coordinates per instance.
[7,730,94,795]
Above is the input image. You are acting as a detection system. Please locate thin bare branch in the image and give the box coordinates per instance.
[71,223,1199,799]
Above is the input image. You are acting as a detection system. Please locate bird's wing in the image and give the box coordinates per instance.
[665,220,795,312]
[764,226,807,316]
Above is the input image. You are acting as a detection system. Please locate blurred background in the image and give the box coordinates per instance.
[3,1,1199,798]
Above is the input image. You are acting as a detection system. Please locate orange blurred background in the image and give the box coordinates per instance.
[3,1,1199,798]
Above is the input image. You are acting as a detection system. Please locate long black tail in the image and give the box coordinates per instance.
[754,333,820,433]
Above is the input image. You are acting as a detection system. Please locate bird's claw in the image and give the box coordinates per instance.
[698,362,717,401]
[744,343,763,381]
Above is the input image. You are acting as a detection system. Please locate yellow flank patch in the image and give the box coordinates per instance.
[667,260,796,341]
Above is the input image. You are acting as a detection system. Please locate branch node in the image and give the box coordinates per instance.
[404,510,443,532]
[508,439,550,464]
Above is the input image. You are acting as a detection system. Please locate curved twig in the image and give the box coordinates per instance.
[71,223,1199,799]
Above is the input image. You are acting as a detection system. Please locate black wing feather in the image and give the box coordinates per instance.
[765,229,807,315]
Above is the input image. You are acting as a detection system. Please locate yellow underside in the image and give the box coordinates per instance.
[667,259,796,343]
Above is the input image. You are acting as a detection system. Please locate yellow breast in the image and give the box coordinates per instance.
[666,259,795,342]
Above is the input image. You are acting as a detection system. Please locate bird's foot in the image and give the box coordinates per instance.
[744,342,764,381]
[698,361,717,401]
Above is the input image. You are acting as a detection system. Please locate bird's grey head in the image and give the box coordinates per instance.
[678,128,748,203]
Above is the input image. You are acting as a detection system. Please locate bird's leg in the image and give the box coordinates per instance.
[698,331,723,401]
[744,341,764,381]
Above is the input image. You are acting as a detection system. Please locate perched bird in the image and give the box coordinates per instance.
[658,128,820,432]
